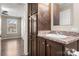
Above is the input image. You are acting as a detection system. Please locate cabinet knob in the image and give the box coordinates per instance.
[47,44,49,47]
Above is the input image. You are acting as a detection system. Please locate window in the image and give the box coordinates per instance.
[7,18,17,34]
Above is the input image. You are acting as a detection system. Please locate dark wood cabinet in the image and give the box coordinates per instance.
[31,3,38,15]
[37,37,45,56]
[31,35,37,55]
[46,41,62,56]
[28,3,51,56]
[28,35,32,56]
[46,40,63,56]
[37,37,63,56]
[28,3,38,56]
[45,40,51,56]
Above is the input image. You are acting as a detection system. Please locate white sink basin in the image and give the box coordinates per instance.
[46,34,68,39]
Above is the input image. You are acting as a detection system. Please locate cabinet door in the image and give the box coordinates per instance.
[28,35,32,56]
[31,6,38,56]
[31,3,38,15]
[46,40,51,56]
[51,41,63,56]
[28,3,38,56]
[31,35,37,56]
[37,37,45,56]
[28,3,32,55]
[50,43,62,56]
[46,40,63,56]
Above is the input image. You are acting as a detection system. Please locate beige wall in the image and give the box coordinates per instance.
[51,3,79,32]
[1,15,21,39]
[73,4,79,30]
[21,4,28,55]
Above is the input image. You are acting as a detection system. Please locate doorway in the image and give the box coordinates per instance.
[0,3,26,56]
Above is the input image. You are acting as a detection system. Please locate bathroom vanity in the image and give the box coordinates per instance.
[37,31,79,56]
[28,3,79,56]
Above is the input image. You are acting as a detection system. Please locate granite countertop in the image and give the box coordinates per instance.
[38,31,79,45]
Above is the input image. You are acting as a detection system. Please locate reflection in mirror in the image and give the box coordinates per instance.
[53,3,73,26]
[38,3,51,30]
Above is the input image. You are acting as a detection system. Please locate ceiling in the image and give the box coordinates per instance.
[1,3,26,17]
[1,3,25,11]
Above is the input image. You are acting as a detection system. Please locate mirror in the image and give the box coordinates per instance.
[53,3,73,26]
